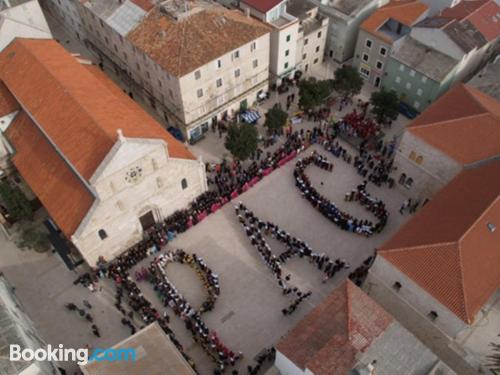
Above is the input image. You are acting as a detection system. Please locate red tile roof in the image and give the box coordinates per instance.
[0,39,195,182]
[130,0,154,12]
[440,0,489,20]
[276,281,393,375]
[361,0,429,43]
[5,111,94,237]
[379,160,500,324]
[241,0,283,13]
[128,7,271,77]
[0,81,18,117]
[466,0,500,41]
[408,84,500,165]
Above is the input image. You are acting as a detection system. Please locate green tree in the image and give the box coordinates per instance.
[224,123,258,161]
[333,65,363,99]
[370,89,400,124]
[264,104,288,135]
[0,181,32,221]
[17,223,51,252]
[298,78,334,110]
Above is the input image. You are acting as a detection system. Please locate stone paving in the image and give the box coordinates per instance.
[0,9,423,375]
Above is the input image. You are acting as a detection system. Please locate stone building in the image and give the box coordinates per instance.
[392,84,500,201]
[0,38,207,266]
[275,280,454,375]
[353,0,428,88]
[368,160,500,368]
[311,0,389,63]
[43,0,271,142]
[239,0,328,84]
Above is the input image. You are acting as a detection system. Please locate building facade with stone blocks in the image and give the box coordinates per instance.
[43,0,271,141]
[0,39,207,266]
[391,83,500,201]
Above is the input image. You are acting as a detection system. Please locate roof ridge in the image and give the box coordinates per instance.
[455,240,471,323]
[14,40,117,157]
[1,14,50,34]
[379,241,459,254]
[409,112,491,130]
[345,281,353,341]
[464,85,500,120]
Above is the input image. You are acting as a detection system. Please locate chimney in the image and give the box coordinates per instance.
[117,128,125,142]
[245,7,250,18]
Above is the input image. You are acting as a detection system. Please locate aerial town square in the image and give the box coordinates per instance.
[0,0,499,374]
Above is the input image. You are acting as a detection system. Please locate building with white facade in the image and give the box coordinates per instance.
[368,159,500,370]
[311,0,389,63]
[0,273,60,375]
[0,0,52,51]
[0,38,207,266]
[43,0,271,142]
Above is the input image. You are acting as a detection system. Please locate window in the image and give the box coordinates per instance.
[99,19,104,28]
[315,46,320,53]
[409,70,416,77]
[393,282,402,291]
[233,50,240,59]
[395,76,401,83]
[409,151,416,161]
[286,35,291,42]
[169,89,173,99]
[487,223,496,232]
[123,52,128,61]
[417,88,423,96]
[379,47,387,56]
[376,60,383,70]
[284,62,289,69]
[399,64,405,72]
[194,70,201,80]
[304,38,309,45]
[104,36,109,44]
[413,100,420,109]
[234,68,241,78]
[285,50,290,57]
[314,58,319,64]
[253,59,258,68]
[216,78,223,88]
[317,31,322,38]
[156,177,163,188]
[416,155,423,164]
[250,41,256,52]
[197,88,203,98]
[158,79,162,88]
[216,59,222,69]
[365,39,372,48]
[98,229,107,240]
[406,82,412,89]
[362,53,369,62]
[422,76,427,83]
[181,178,188,190]
[303,53,307,59]
[359,67,370,78]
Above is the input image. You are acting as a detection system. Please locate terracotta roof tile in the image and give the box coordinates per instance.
[0,81,18,117]
[129,0,154,12]
[379,161,500,323]
[5,111,94,237]
[440,0,489,20]
[466,0,500,41]
[241,0,283,13]
[361,0,429,43]
[408,84,500,165]
[277,281,393,375]
[128,7,271,77]
[0,39,195,182]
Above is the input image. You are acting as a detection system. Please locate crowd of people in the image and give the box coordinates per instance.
[294,152,389,236]
[348,256,375,287]
[334,110,380,140]
[235,202,352,313]
[149,251,239,372]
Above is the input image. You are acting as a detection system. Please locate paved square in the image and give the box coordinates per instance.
[130,143,413,374]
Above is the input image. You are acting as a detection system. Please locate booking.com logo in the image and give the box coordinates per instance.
[10,344,136,366]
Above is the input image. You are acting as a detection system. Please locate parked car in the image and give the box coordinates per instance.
[398,102,419,119]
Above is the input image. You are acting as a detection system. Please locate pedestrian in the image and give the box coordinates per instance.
[83,300,92,309]
[91,324,100,338]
